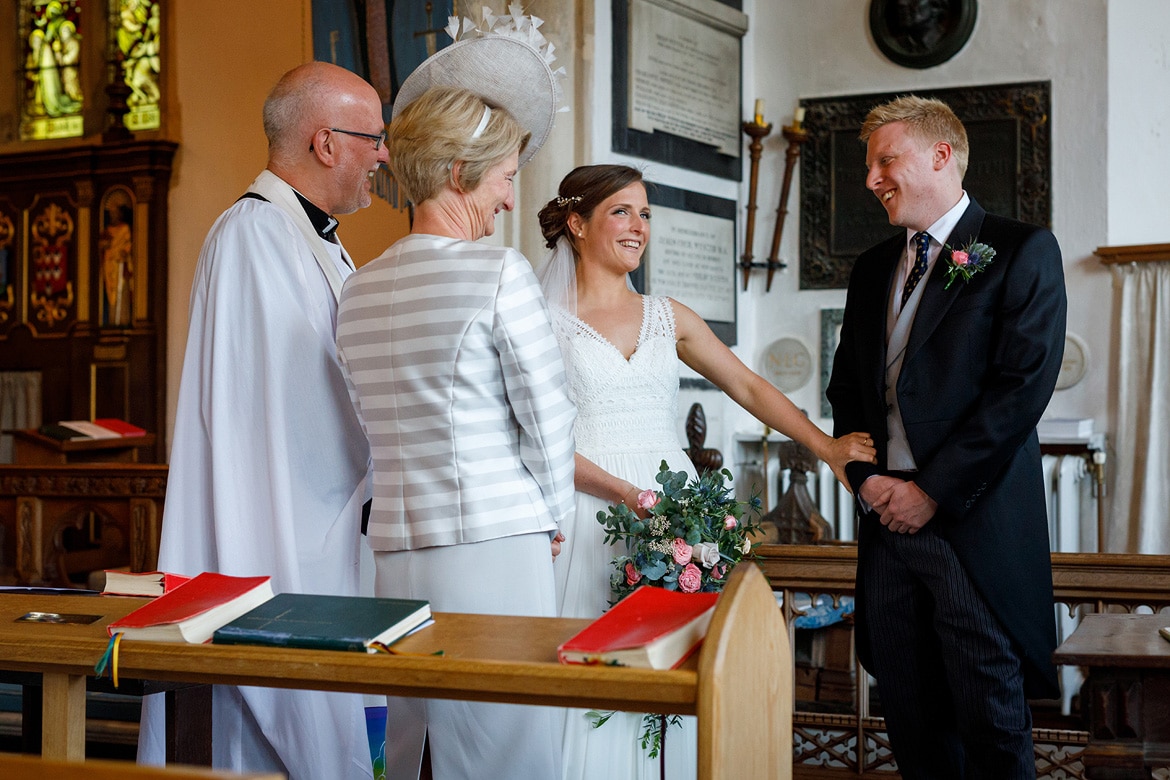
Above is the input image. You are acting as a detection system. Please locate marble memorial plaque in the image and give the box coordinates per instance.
[646,204,736,323]
[628,0,741,157]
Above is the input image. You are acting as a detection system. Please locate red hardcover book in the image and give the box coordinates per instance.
[106,572,273,644]
[92,418,148,437]
[101,570,194,597]
[557,586,719,669]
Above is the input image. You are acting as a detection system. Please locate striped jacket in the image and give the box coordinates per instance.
[336,234,577,551]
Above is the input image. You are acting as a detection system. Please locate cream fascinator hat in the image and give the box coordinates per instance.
[392,5,567,168]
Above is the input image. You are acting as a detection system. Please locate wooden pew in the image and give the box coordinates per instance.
[0,751,282,779]
[754,545,1170,780]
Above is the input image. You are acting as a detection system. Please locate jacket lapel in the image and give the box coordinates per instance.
[905,200,987,361]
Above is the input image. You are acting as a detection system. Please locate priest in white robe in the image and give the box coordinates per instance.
[137,61,389,779]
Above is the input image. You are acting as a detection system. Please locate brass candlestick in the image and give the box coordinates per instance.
[739,118,772,291]
[764,120,810,292]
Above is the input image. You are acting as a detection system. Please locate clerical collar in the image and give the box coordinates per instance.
[293,191,339,242]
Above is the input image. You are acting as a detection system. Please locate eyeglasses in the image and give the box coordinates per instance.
[329,127,387,150]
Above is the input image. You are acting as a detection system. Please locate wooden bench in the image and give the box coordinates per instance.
[0,751,283,779]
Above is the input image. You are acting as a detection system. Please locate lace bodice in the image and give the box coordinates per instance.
[555,296,682,457]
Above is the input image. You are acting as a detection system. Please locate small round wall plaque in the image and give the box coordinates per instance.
[1056,332,1089,391]
[869,0,977,69]
[763,337,813,393]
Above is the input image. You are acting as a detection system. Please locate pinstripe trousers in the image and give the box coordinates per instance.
[861,519,1035,780]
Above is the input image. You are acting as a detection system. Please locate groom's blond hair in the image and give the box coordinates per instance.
[860,95,969,179]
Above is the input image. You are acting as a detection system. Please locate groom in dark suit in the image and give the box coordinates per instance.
[827,96,1065,779]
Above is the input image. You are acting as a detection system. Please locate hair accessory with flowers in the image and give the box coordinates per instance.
[444,4,568,108]
[586,462,762,759]
[943,237,996,290]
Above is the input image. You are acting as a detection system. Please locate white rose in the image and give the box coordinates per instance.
[691,542,720,568]
[740,536,753,556]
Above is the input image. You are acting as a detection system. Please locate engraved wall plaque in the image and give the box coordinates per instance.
[631,182,738,345]
[628,0,742,157]
[612,0,747,180]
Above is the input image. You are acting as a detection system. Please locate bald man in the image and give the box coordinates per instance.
[138,62,389,779]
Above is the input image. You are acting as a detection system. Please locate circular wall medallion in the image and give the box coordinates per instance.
[1056,332,1089,391]
[763,337,813,393]
[869,0,977,69]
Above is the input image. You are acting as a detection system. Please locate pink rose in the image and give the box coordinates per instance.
[625,562,642,586]
[637,489,660,510]
[951,250,969,266]
[678,563,702,593]
[712,564,725,579]
[723,515,737,530]
[672,538,693,565]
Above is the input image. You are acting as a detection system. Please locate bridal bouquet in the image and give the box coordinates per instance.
[591,461,762,762]
[597,461,763,604]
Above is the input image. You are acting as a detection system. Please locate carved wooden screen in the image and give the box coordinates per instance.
[0,142,176,461]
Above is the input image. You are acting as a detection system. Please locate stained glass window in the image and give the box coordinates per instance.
[111,0,161,132]
[19,0,85,141]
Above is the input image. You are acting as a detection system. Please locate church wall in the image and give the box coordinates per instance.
[1106,0,1170,245]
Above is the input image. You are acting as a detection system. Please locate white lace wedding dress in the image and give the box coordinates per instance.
[553,295,698,780]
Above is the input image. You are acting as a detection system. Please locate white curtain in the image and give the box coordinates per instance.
[1108,261,1170,553]
[0,371,42,463]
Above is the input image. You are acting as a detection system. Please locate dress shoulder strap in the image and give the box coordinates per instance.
[643,296,677,341]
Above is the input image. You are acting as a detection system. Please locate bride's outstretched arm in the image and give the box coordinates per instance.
[574,453,647,516]
[671,300,876,490]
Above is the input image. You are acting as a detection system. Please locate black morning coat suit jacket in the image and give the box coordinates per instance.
[826,198,1065,698]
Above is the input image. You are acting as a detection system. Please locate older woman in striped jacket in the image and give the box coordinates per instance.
[336,83,574,780]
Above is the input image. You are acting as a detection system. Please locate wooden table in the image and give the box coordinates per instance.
[1053,613,1170,779]
[0,564,791,779]
[10,430,156,465]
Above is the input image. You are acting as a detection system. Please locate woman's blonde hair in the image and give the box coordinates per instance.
[388,85,530,204]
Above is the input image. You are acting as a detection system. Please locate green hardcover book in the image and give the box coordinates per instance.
[211,593,432,653]
[38,423,91,441]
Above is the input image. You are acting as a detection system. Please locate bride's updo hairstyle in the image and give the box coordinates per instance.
[538,164,644,251]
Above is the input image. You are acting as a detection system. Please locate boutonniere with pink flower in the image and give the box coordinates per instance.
[943,238,997,290]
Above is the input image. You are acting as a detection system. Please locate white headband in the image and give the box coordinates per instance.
[471,106,492,139]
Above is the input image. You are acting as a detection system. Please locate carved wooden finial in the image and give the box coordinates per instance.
[684,402,723,475]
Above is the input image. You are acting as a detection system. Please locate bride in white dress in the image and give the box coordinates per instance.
[537,164,876,779]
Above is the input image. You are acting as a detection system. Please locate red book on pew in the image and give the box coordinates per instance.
[557,586,719,669]
[106,572,273,644]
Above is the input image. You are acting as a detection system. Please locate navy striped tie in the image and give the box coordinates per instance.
[901,231,931,310]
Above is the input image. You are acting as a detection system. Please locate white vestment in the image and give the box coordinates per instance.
[138,171,373,780]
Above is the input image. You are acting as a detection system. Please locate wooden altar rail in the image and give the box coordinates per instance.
[1095,242,1170,264]
[754,544,1170,779]
[0,465,167,587]
[0,563,791,780]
